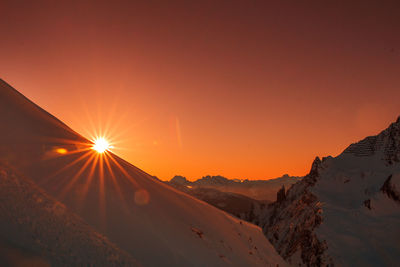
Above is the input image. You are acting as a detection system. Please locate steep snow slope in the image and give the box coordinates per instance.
[262,118,400,266]
[0,79,285,266]
[0,162,138,266]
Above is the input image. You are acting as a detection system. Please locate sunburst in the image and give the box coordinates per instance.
[92,137,113,153]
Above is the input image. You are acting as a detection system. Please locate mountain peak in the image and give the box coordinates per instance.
[342,116,400,162]
[170,175,190,185]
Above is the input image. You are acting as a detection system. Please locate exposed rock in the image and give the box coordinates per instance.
[381,175,400,203]
[342,118,400,163]
[276,186,286,203]
[259,159,331,266]
[363,199,372,210]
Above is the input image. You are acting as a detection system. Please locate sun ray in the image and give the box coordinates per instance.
[103,154,125,203]
[102,97,120,139]
[98,153,107,229]
[45,136,91,147]
[82,102,99,140]
[78,152,100,203]
[59,152,96,199]
[106,151,140,188]
[48,150,93,179]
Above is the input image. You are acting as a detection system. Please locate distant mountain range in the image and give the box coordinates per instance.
[168,174,302,202]
[165,174,302,225]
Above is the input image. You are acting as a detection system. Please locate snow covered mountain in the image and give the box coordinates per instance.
[261,117,400,266]
[169,174,302,202]
[0,79,285,266]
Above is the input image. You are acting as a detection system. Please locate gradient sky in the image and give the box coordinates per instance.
[1,0,399,180]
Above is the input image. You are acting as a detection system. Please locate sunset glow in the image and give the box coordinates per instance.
[1,1,399,181]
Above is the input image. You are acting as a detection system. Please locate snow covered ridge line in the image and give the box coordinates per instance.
[0,161,139,267]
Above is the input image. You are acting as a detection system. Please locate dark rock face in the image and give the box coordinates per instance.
[364,199,372,210]
[381,175,400,203]
[307,157,322,185]
[384,122,400,164]
[276,186,286,203]
[342,136,382,157]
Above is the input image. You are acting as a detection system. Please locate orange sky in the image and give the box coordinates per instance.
[1,1,399,180]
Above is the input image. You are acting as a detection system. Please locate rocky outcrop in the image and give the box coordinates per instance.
[260,157,332,266]
[276,185,286,203]
[381,174,400,203]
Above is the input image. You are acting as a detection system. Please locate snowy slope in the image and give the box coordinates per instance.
[262,117,400,266]
[0,161,138,266]
[0,79,285,266]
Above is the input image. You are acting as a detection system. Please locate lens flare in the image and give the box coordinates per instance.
[92,137,112,153]
[55,148,68,154]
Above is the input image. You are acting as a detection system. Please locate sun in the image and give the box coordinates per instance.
[92,137,112,153]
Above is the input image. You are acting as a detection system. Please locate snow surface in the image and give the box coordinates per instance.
[0,162,138,266]
[0,79,285,266]
[313,154,400,266]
